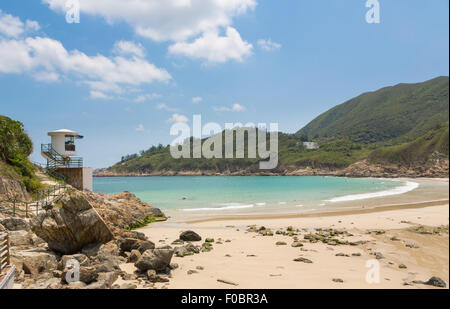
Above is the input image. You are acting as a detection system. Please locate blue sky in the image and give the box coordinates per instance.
[0,0,448,168]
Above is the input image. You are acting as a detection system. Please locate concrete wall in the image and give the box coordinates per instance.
[82,168,93,191]
[56,168,93,191]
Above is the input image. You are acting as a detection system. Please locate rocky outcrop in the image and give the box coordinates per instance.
[30,193,114,255]
[0,174,30,201]
[82,191,165,237]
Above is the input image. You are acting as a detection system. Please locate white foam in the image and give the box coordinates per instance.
[278,202,287,205]
[326,181,419,203]
[183,204,255,212]
[255,203,266,206]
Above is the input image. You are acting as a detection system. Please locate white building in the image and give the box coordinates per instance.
[303,142,320,150]
[41,129,93,191]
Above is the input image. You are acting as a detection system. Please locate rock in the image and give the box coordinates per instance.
[375,252,383,260]
[119,238,140,252]
[276,241,287,246]
[398,264,407,269]
[119,282,137,289]
[85,271,120,289]
[11,249,58,276]
[291,241,304,247]
[62,266,98,284]
[187,270,198,275]
[332,278,344,283]
[205,238,214,243]
[9,230,33,247]
[58,254,90,270]
[0,217,30,231]
[146,269,169,283]
[67,281,87,289]
[122,273,138,281]
[196,266,204,270]
[293,257,313,263]
[30,193,114,255]
[335,253,348,257]
[352,253,361,257]
[179,230,202,242]
[405,243,420,249]
[135,248,174,272]
[128,250,141,263]
[217,279,238,286]
[146,207,165,217]
[424,277,447,288]
[136,240,155,254]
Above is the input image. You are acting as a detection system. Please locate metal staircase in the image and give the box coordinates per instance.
[41,144,83,169]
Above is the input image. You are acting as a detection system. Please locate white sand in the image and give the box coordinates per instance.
[123,178,449,289]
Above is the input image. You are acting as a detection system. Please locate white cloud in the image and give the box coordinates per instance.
[168,113,189,123]
[0,10,40,38]
[43,0,257,63]
[0,12,172,99]
[0,36,171,95]
[134,93,162,103]
[90,91,112,100]
[157,103,179,112]
[136,124,145,131]
[192,96,203,103]
[113,41,145,58]
[169,27,252,63]
[213,103,246,112]
[257,39,281,52]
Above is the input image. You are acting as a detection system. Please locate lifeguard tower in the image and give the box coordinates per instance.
[41,129,93,191]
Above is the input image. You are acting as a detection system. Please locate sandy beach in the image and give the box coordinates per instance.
[119,178,449,289]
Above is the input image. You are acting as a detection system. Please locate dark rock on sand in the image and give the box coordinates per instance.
[179,230,202,242]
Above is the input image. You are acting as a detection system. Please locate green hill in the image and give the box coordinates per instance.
[106,77,449,175]
[296,76,449,144]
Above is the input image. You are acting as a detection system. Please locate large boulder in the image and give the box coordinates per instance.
[0,217,30,231]
[135,248,174,272]
[30,193,114,255]
[179,230,202,242]
[10,248,58,276]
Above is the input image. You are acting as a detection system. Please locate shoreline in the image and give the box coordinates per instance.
[184,199,450,224]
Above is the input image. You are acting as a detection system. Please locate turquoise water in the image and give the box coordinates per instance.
[93,176,405,213]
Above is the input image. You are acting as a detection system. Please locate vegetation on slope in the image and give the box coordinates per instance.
[296,76,449,144]
[107,77,449,174]
[0,115,42,195]
[109,130,369,173]
[368,122,449,166]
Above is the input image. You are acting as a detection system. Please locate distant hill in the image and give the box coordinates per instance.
[296,76,449,144]
[103,77,449,176]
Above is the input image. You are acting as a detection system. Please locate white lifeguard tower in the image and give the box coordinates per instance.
[41,129,93,191]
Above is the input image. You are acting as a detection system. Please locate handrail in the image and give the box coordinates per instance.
[0,233,10,273]
[41,144,83,168]
[0,182,66,217]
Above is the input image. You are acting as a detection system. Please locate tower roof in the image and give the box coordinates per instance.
[48,129,81,138]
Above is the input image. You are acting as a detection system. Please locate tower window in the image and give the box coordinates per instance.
[65,136,75,151]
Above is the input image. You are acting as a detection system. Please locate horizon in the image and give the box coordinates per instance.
[0,1,449,168]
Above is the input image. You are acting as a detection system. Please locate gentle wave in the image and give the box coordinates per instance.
[182,204,255,212]
[326,181,419,203]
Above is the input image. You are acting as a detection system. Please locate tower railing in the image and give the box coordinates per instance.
[41,144,83,168]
